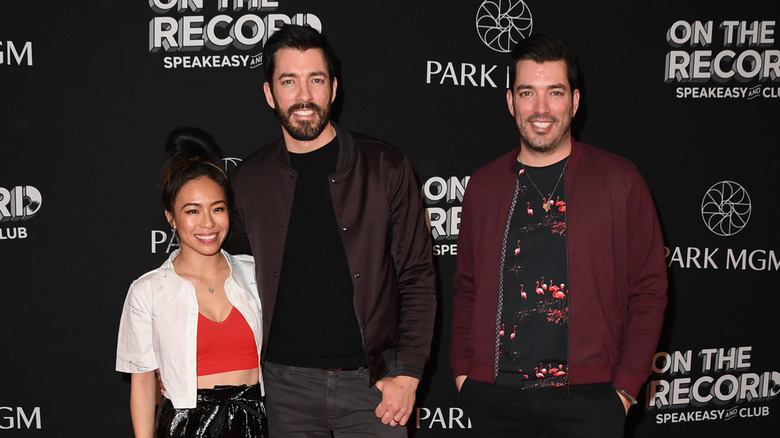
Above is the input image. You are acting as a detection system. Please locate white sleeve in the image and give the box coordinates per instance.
[115,279,158,373]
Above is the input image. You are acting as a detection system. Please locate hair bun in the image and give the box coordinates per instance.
[165,127,224,163]
[159,127,231,212]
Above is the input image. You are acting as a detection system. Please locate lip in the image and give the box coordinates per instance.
[289,103,320,119]
[528,118,557,133]
[195,233,219,244]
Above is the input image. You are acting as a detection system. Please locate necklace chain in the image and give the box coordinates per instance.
[194,277,217,293]
[174,257,224,294]
[518,158,568,212]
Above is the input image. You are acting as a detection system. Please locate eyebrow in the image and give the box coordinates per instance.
[278,71,329,80]
[516,83,567,91]
[180,200,226,209]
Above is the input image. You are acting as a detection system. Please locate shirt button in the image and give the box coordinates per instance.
[330,177,338,183]
[342,226,348,231]
[273,272,278,278]
[354,273,360,278]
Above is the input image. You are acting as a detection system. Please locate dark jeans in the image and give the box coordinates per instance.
[460,379,626,438]
[263,360,407,437]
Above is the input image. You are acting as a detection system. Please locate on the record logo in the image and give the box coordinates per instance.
[423,176,468,256]
[0,186,41,240]
[665,20,780,99]
[0,186,42,222]
[647,346,778,425]
[149,0,322,69]
[0,41,33,66]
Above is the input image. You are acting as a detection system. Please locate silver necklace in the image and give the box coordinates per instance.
[194,277,217,293]
[518,158,568,212]
[176,258,223,294]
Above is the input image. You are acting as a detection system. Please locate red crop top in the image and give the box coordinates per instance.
[197,307,259,376]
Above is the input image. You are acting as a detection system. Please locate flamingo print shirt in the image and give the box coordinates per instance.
[496,158,569,389]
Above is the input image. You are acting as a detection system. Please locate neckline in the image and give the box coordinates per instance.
[516,156,569,170]
[199,306,235,324]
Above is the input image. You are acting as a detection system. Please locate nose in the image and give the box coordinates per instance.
[297,82,312,102]
[200,211,215,229]
[533,95,550,114]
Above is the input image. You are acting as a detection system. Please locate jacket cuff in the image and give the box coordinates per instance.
[449,358,470,379]
[393,351,428,380]
[612,367,647,400]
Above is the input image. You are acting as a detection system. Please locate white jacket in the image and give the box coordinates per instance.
[116,250,263,408]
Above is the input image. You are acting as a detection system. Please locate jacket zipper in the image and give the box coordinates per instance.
[494,176,522,379]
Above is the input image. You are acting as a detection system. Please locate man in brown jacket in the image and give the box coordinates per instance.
[230,24,436,437]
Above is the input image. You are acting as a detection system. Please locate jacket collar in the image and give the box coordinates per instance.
[160,249,237,300]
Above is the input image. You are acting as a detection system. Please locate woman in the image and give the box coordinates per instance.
[116,127,264,437]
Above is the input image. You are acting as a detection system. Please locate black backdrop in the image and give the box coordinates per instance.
[2,1,779,436]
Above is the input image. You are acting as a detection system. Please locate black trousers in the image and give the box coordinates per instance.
[155,383,265,438]
[460,379,626,438]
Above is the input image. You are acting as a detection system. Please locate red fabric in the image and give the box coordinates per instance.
[197,307,258,376]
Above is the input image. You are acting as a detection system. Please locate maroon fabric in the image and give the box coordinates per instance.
[450,139,668,397]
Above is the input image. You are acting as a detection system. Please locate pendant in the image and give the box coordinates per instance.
[542,197,551,212]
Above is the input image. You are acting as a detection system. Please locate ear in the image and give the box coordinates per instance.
[330,77,338,103]
[263,82,275,109]
[164,210,175,229]
[506,88,515,117]
[572,88,580,117]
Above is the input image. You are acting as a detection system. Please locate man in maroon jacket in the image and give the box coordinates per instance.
[450,34,667,437]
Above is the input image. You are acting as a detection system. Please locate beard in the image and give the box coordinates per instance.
[275,101,331,142]
[518,114,573,155]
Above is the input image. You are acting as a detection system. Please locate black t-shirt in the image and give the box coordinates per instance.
[266,137,367,368]
[497,157,570,388]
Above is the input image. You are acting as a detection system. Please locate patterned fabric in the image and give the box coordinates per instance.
[496,158,569,388]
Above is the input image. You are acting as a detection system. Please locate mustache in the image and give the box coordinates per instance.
[526,114,559,122]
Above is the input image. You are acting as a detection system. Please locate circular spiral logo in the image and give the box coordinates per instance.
[476,0,533,53]
[701,181,751,236]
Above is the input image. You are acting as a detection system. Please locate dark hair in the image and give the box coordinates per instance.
[159,127,231,213]
[262,24,337,86]
[508,34,578,91]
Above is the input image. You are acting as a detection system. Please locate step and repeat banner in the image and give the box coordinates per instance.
[2,0,778,436]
